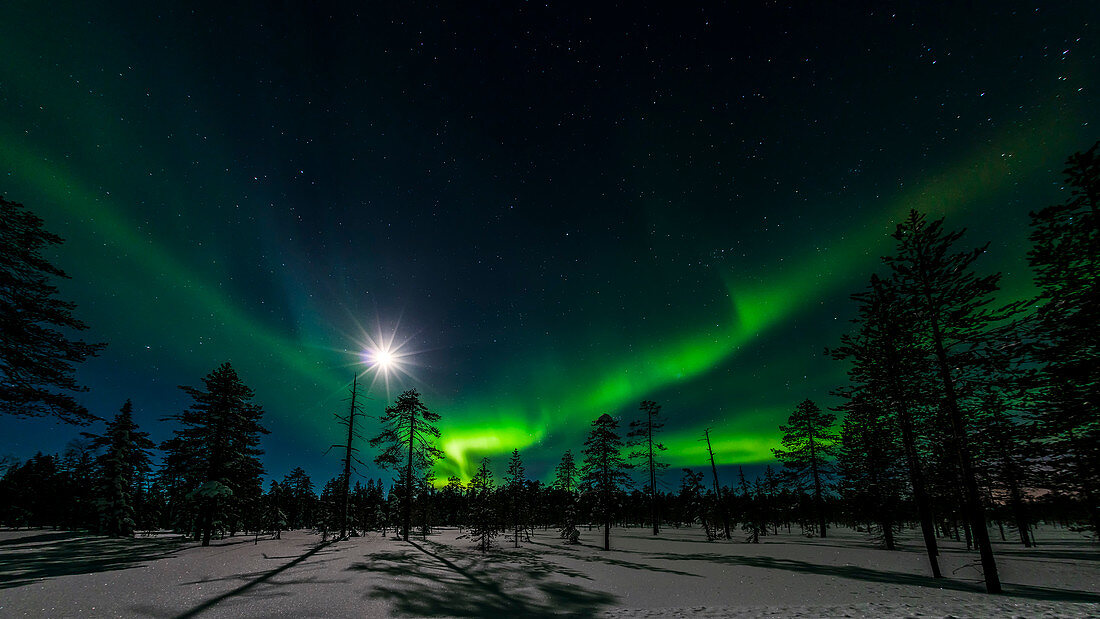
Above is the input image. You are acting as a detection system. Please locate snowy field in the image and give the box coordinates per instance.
[0,525,1097,618]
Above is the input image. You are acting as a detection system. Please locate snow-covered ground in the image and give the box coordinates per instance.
[0,524,1097,617]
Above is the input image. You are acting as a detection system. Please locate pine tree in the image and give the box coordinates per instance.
[1027,141,1100,537]
[831,274,943,576]
[267,480,285,539]
[281,467,315,529]
[505,449,528,547]
[737,467,759,543]
[369,388,444,541]
[0,196,105,424]
[84,399,155,537]
[581,413,632,550]
[627,400,669,535]
[836,394,903,550]
[772,399,836,539]
[467,458,498,551]
[885,210,1015,593]
[972,391,1034,547]
[161,362,268,546]
[554,450,580,543]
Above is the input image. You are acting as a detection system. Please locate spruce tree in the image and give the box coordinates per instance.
[772,399,836,539]
[467,457,498,551]
[831,274,943,576]
[554,450,580,543]
[627,400,668,535]
[581,413,632,550]
[84,399,155,537]
[369,388,443,541]
[836,394,903,550]
[884,210,1014,593]
[281,467,315,529]
[1027,141,1100,536]
[505,449,528,547]
[0,196,105,424]
[162,362,268,546]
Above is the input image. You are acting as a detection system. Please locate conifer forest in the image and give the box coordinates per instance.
[1,2,1098,617]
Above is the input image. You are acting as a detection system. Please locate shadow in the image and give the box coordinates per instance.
[650,552,1100,603]
[350,540,617,617]
[171,539,336,618]
[0,532,188,589]
[0,531,90,547]
[526,539,701,577]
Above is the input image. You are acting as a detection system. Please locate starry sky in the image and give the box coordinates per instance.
[1,2,1096,486]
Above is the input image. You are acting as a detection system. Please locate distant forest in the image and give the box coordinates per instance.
[1,142,1097,595]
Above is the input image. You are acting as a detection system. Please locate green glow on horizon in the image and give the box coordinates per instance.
[436,110,1082,479]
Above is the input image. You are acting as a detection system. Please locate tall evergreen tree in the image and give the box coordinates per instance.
[0,196,105,424]
[581,413,632,550]
[281,467,317,529]
[831,274,943,576]
[884,210,1014,593]
[836,394,903,550]
[627,400,668,535]
[369,388,443,541]
[1027,141,1100,536]
[161,362,268,546]
[554,449,580,542]
[772,399,836,539]
[84,399,155,536]
[467,457,498,551]
[505,449,528,547]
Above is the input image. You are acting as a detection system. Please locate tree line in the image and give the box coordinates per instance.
[0,143,1096,577]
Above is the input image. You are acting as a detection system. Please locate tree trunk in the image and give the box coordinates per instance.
[929,323,1001,592]
[604,518,610,550]
[403,427,414,542]
[808,436,826,539]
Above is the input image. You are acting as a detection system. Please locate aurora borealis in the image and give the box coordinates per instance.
[1,3,1097,484]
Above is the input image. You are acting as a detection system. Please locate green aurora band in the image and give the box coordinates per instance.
[0,20,1089,480]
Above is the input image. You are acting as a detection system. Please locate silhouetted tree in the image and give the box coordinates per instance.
[467,458,497,551]
[0,196,105,424]
[703,428,732,540]
[1027,141,1100,537]
[773,399,836,539]
[161,362,268,546]
[505,449,528,547]
[627,399,669,535]
[581,413,632,550]
[554,450,580,543]
[836,394,903,550]
[266,480,285,538]
[281,467,316,529]
[885,210,1016,593]
[333,375,366,539]
[831,274,943,576]
[972,391,1034,547]
[369,388,444,541]
[83,399,155,536]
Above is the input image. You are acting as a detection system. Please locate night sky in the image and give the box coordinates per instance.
[1,2,1096,486]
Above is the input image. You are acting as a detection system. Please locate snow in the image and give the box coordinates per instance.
[0,525,1097,617]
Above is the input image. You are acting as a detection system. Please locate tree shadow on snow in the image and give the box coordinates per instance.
[158,539,339,618]
[0,531,187,589]
[527,539,701,577]
[650,552,1100,603]
[351,540,618,617]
